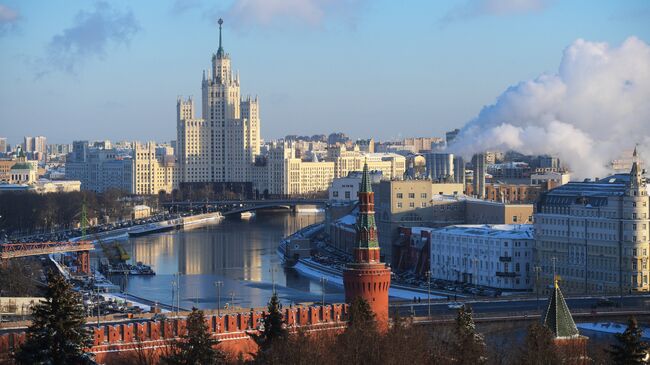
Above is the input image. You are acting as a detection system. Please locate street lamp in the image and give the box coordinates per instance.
[425,270,431,318]
[269,266,278,294]
[533,266,541,312]
[320,277,328,307]
[214,281,223,316]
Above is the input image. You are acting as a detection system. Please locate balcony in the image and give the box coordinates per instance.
[496,271,516,277]
[499,256,512,262]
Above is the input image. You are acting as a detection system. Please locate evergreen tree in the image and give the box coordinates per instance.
[162,307,225,365]
[452,305,487,365]
[347,296,375,330]
[516,322,560,365]
[13,270,93,365]
[252,292,288,353]
[608,316,649,365]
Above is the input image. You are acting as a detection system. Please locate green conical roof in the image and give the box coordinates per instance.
[360,160,372,193]
[543,279,579,338]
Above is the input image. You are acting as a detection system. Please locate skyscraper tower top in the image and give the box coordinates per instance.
[216,18,226,59]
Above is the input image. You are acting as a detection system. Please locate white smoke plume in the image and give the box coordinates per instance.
[449,36,650,178]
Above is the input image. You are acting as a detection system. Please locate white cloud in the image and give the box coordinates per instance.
[0,4,20,35]
[441,0,552,24]
[449,37,650,178]
[42,1,140,74]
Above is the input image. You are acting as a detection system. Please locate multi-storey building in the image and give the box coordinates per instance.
[411,224,535,290]
[374,178,534,261]
[472,153,486,198]
[424,152,465,184]
[133,142,177,195]
[177,19,260,185]
[328,171,383,203]
[325,145,406,180]
[252,142,335,196]
[65,141,133,193]
[0,138,7,154]
[535,149,649,294]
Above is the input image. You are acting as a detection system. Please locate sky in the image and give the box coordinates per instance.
[0,0,648,145]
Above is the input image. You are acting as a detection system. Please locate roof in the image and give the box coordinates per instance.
[543,280,580,338]
[411,224,534,240]
[11,162,34,170]
[540,173,630,207]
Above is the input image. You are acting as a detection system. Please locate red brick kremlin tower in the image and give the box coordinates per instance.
[343,161,391,329]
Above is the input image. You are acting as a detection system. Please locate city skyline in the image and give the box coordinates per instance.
[1,0,649,145]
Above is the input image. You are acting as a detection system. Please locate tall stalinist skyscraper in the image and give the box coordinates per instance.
[177,18,260,184]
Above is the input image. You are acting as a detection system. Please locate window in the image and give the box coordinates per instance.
[397,193,403,199]
[344,191,350,199]
[421,193,427,198]
[421,202,427,208]
[512,216,518,222]
[333,191,339,197]
[397,202,402,208]
[408,193,415,199]
[409,202,415,208]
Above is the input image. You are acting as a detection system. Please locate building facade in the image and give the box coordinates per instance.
[176,19,260,185]
[421,224,534,290]
[133,142,177,195]
[535,150,649,294]
[65,141,133,193]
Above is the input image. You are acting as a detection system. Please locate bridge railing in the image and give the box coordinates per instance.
[0,241,93,259]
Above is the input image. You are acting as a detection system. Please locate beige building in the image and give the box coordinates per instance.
[535,150,649,294]
[177,20,260,185]
[133,142,177,195]
[326,145,406,180]
[253,142,334,196]
[374,179,533,259]
[33,180,81,194]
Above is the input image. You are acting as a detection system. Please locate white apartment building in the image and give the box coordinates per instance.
[535,149,649,294]
[133,142,177,195]
[420,224,535,290]
[177,20,260,185]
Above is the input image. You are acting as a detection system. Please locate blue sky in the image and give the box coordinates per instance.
[0,0,648,145]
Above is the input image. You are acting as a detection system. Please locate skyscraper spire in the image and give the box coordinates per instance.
[217,18,225,58]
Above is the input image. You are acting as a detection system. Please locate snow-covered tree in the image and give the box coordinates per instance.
[452,305,486,365]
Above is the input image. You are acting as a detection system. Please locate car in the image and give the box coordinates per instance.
[447,302,464,309]
[593,297,619,308]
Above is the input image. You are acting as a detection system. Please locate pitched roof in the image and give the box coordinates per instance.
[360,161,372,193]
[543,279,580,338]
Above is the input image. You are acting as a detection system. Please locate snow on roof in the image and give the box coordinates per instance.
[410,224,534,240]
[335,213,357,226]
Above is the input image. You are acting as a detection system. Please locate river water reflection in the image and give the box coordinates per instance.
[113,211,344,310]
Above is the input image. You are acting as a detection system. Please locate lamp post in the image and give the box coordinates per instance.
[320,276,328,307]
[269,266,278,294]
[214,281,223,316]
[425,270,431,318]
[534,266,541,312]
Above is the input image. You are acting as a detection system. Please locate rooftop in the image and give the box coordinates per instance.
[412,224,534,239]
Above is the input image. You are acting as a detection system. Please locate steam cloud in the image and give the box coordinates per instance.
[449,36,650,178]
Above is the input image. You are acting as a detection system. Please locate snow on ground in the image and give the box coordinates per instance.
[100,293,170,313]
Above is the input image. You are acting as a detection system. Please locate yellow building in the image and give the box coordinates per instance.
[133,142,177,195]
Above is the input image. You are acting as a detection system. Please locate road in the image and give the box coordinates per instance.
[391,294,650,318]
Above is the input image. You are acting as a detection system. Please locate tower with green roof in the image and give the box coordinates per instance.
[343,161,391,330]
